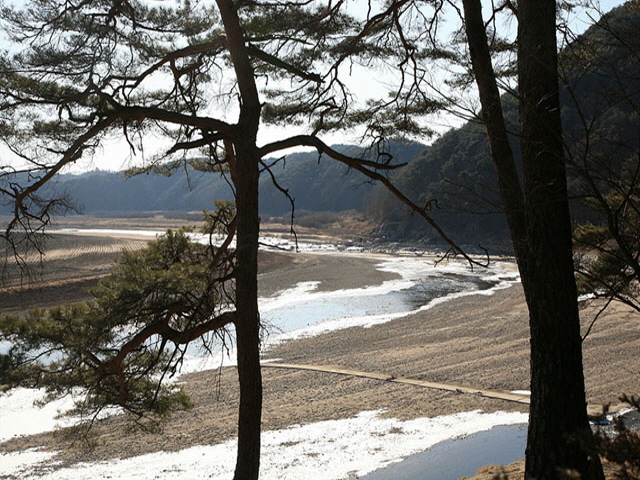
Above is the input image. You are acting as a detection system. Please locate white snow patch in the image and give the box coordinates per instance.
[3,410,527,480]
[259,281,321,312]
[56,228,162,237]
[0,339,12,355]
[0,388,76,442]
[0,448,58,478]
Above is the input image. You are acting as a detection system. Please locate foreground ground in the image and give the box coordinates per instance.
[1,222,639,479]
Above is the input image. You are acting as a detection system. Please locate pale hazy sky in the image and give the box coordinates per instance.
[0,0,629,173]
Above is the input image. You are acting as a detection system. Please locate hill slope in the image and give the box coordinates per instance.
[367,3,640,251]
[0,141,426,218]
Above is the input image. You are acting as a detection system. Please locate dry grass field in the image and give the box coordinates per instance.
[1,232,148,314]
[0,212,373,313]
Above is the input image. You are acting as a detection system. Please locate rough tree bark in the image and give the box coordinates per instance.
[462,0,605,478]
[216,0,263,478]
[518,2,603,478]
[461,0,529,286]
[233,138,262,480]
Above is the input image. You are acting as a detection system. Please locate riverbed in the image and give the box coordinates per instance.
[2,229,638,480]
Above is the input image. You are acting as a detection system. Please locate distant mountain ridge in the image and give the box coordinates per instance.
[0,141,426,217]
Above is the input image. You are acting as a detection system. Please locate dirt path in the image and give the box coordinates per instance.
[262,362,531,405]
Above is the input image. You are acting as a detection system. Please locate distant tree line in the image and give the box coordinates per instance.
[0,142,424,217]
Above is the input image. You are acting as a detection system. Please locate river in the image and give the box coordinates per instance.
[1,229,533,479]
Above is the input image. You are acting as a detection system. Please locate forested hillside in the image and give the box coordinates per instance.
[0,142,425,217]
[368,3,640,250]
[258,142,426,215]
[367,101,520,250]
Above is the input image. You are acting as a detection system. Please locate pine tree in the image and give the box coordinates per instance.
[1,230,232,421]
[0,2,468,478]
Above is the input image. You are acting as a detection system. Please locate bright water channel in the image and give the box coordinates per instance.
[258,256,517,339]
[361,423,528,480]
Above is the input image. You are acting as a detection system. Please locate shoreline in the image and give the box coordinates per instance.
[1,247,639,479]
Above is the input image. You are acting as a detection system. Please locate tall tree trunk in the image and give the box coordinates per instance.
[461,0,529,287]
[233,140,262,480]
[518,1,603,478]
[216,0,263,478]
[463,0,604,478]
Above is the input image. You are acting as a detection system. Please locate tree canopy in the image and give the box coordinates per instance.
[1,229,233,424]
[0,0,468,258]
[0,2,473,479]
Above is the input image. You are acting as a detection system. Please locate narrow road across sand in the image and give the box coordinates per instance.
[262,362,531,405]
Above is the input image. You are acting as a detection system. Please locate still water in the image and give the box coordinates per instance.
[361,423,527,480]
[259,259,515,338]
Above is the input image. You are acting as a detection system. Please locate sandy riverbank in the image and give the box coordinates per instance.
[1,248,639,478]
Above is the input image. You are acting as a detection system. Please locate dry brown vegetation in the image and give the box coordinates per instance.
[1,219,638,479]
[261,210,376,243]
[1,234,147,314]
